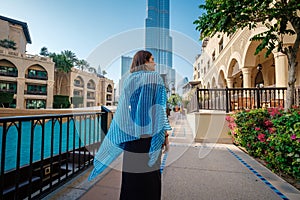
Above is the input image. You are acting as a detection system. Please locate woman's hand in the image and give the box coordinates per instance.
[162,131,170,153]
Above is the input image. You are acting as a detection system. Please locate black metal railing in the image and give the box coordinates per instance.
[0,111,107,200]
[193,87,300,113]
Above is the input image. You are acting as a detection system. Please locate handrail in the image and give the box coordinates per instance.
[0,111,106,199]
[193,87,300,113]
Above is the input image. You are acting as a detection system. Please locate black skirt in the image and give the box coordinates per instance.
[120,137,162,200]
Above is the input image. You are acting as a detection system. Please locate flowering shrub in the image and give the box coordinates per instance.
[226,107,300,180]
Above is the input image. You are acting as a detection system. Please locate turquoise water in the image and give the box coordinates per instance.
[0,118,101,172]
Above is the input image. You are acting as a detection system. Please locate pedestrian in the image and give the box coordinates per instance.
[89,50,171,200]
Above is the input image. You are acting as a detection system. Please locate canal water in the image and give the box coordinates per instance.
[0,118,101,172]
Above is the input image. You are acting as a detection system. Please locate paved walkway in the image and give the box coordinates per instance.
[45,112,300,200]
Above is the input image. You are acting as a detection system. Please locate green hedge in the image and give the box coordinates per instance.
[0,91,14,107]
[53,95,71,108]
[226,108,300,180]
[71,96,83,106]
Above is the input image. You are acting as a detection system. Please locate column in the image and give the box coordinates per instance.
[16,78,25,109]
[241,67,253,88]
[47,80,55,108]
[227,77,234,88]
[274,51,288,87]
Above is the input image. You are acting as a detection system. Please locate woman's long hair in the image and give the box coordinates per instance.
[130,50,154,73]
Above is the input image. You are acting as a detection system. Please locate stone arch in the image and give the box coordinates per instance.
[207,82,211,89]
[211,76,216,88]
[87,79,96,89]
[107,84,113,92]
[226,58,240,78]
[26,64,48,80]
[217,67,227,88]
[0,59,18,76]
[74,76,84,87]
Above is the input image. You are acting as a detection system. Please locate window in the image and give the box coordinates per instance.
[27,84,47,95]
[212,51,215,61]
[27,69,47,80]
[26,99,46,109]
[219,38,224,52]
[0,66,18,77]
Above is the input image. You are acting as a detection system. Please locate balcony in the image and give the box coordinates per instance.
[74,83,84,88]
[25,90,47,95]
[87,85,96,90]
[87,96,95,100]
[0,88,17,94]
[0,71,18,77]
[0,48,52,62]
[26,74,48,80]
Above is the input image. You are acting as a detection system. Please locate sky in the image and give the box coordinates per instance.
[0,0,204,85]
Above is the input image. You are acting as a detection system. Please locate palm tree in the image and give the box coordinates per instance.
[76,59,90,71]
[49,52,73,94]
[40,46,49,56]
[62,50,78,66]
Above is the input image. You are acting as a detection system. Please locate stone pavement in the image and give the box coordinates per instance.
[45,112,300,200]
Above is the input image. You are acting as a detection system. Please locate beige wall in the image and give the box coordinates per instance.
[56,68,115,108]
[0,17,55,109]
[193,25,300,89]
[0,19,27,54]
[187,111,232,144]
[0,50,55,109]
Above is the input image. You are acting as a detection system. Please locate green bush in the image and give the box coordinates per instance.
[53,95,71,108]
[226,107,300,180]
[0,91,14,107]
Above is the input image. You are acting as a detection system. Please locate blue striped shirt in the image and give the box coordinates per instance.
[89,71,171,181]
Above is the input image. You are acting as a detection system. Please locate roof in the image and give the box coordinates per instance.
[0,15,32,44]
[189,80,202,86]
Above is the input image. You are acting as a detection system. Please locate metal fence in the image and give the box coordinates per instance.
[0,111,107,200]
[187,87,300,113]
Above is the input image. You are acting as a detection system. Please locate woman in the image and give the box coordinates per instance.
[89,50,171,200]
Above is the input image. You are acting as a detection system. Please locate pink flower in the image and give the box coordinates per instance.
[268,127,276,134]
[225,116,235,123]
[258,133,266,142]
[291,134,297,140]
[264,120,273,127]
[255,127,261,131]
[267,107,283,117]
[228,122,237,130]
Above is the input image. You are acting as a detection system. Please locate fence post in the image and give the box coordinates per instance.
[100,106,110,135]
[225,87,229,113]
[256,87,261,109]
[196,88,200,111]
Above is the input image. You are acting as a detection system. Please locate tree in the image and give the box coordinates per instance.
[0,39,16,50]
[76,59,90,71]
[194,0,300,110]
[49,52,73,94]
[40,46,49,56]
[167,93,182,108]
[62,50,78,66]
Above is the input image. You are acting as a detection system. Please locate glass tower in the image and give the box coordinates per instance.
[145,0,175,87]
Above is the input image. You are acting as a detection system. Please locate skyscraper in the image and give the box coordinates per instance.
[145,0,175,89]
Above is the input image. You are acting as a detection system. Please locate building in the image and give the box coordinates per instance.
[55,68,114,108]
[0,15,55,109]
[193,25,300,90]
[118,56,132,99]
[0,15,115,109]
[145,0,175,89]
